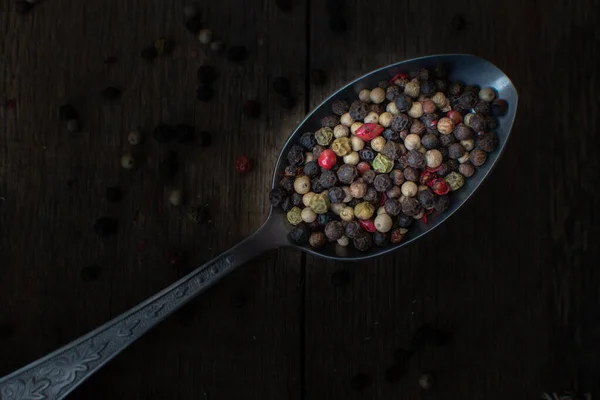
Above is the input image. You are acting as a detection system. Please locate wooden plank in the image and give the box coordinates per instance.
[0,0,305,398]
[305,0,600,398]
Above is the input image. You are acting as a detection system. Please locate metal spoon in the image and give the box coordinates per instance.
[0,54,518,400]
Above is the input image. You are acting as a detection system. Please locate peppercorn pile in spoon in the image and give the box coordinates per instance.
[269,65,509,252]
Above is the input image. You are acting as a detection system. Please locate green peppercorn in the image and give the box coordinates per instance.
[331,137,352,157]
[372,154,394,173]
[315,127,334,146]
[445,171,465,191]
[354,202,375,220]
[287,207,303,225]
[309,193,331,214]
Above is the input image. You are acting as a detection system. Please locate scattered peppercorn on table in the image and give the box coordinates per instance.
[1,0,598,399]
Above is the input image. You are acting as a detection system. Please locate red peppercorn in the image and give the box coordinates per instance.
[422,208,434,224]
[235,155,251,173]
[379,191,388,206]
[357,161,371,175]
[447,110,462,125]
[420,170,438,186]
[389,72,408,84]
[318,149,337,170]
[429,178,450,195]
[355,123,384,141]
[359,219,376,233]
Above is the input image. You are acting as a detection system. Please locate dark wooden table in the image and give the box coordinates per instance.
[1,0,599,399]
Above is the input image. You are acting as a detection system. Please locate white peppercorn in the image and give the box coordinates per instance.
[374,213,393,233]
[169,190,183,206]
[432,92,447,107]
[425,149,443,169]
[198,29,213,44]
[350,181,368,198]
[464,113,475,127]
[294,176,311,194]
[359,89,372,103]
[404,134,421,151]
[340,206,355,221]
[364,112,379,124]
[334,124,350,138]
[337,235,350,246]
[379,112,393,128]
[404,81,420,98]
[121,153,135,169]
[460,139,474,151]
[401,181,418,197]
[437,117,455,134]
[301,207,317,223]
[479,87,496,102]
[407,102,424,118]
[370,87,386,104]
[343,151,360,165]
[350,135,365,151]
[302,192,315,207]
[458,152,470,164]
[377,206,387,215]
[341,112,354,127]
[371,136,386,152]
[418,145,426,154]
[350,122,363,134]
[305,152,315,163]
[386,101,400,115]
[342,186,353,202]
[330,202,346,215]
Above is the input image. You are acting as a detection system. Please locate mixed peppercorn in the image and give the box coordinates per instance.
[270,66,508,252]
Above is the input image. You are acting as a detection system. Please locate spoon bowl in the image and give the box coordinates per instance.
[0,54,517,400]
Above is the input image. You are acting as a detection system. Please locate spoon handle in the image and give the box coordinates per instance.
[0,216,285,400]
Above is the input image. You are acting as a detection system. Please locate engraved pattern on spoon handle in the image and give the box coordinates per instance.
[0,253,236,400]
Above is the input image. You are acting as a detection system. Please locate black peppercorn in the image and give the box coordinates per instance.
[356,148,374,163]
[447,159,459,171]
[459,162,475,177]
[391,113,411,132]
[347,198,361,208]
[407,150,426,169]
[141,46,158,61]
[416,68,430,82]
[80,264,101,282]
[386,85,402,101]
[369,103,385,115]
[329,15,347,33]
[420,81,436,97]
[403,167,419,182]
[106,186,123,203]
[383,128,401,142]
[243,100,261,118]
[345,221,362,239]
[396,155,409,170]
[318,213,336,226]
[362,170,376,185]
[435,79,449,93]
[448,81,464,96]
[364,187,379,204]
[174,124,194,143]
[448,143,466,159]
[417,188,436,210]
[299,132,316,150]
[280,196,293,212]
[102,87,122,100]
[381,141,404,160]
[477,132,498,152]
[437,162,451,177]
[328,186,345,203]
[269,187,287,206]
[321,114,340,128]
[485,116,499,131]
[473,100,490,115]
[353,233,373,252]
[279,95,296,109]
[390,169,404,186]
[285,164,301,176]
[465,85,479,95]
[196,131,212,147]
[438,146,449,161]
[59,104,79,121]
[185,14,203,34]
[453,124,472,141]
[154,124,175,144]
[458,91,478,108]
[349,100,368,121]
[311,177,325,193]
[350,373,373,391]
[421,133,440,150]
[373,231,389,247]
[330,269,350,287]
[374,174,392,192]
[395,94,413,113]
[325,221,345,241]
[337,164,358,184]
[291,192,303,206]
[303,161,319,178]
[287,145,305,166]
[272,77,291,94]
[197,65,217,84]
[93,217,118,238]
[159,151,178,181]
[491,99,508,116]
[307,220,321,231]
[384,199,402,216]
[331,99,349,115]
[376,80,390,90]
[227,46,248,62]
[196,85,214,102]
[280,176,294,192]
[434,195,450,212]
[311,69,327,85]
[401,197,421,216]
[470,114,487,132]
[319,170,338,189]
[439,132,457,147]
[451,14,466,31]
[397,213,413,228]
[289,223,310,244]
